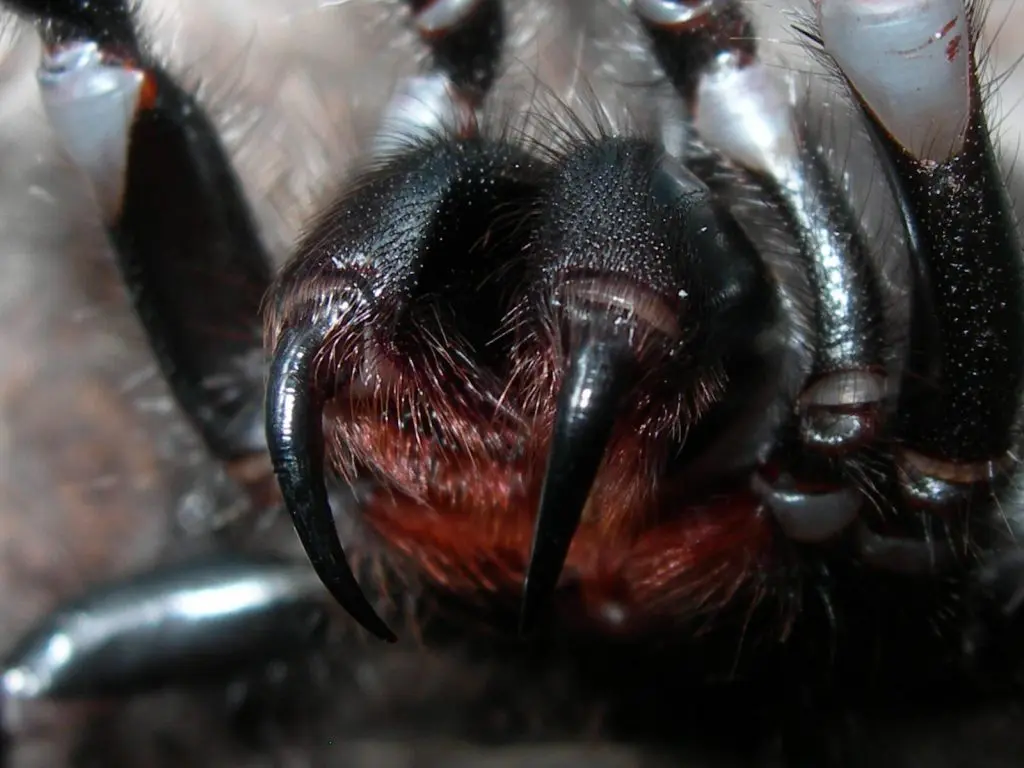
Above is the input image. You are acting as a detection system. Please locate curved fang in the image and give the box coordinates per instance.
[266,323,397,643]
[520,338,635,633]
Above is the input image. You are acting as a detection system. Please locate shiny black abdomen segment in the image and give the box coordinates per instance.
[1,553,328,699]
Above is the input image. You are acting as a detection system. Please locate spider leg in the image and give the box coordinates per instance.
[0,1,333,755]
[0,551,334,765]
[636,0,1024,725]
[372,0,504,157]
[636,0,887,545]
[405,0,503,103]
[3,0,273,461]
[814,0,1024,524]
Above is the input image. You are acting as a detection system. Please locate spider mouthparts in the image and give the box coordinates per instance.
[519,337,636,634]
[266,323,397,643]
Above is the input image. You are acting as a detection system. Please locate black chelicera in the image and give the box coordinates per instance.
[2,0,1024,765]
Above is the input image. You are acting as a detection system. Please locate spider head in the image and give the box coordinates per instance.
[265,131,777,642]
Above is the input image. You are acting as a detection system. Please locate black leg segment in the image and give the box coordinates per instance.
[816,0,1024,509]
[8,0,274,460]
[405,0,504,103]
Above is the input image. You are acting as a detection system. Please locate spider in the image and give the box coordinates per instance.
[1,0,1024,765]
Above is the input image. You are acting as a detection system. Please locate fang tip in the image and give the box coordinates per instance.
[266,324,397,643]
[519,338,635,634]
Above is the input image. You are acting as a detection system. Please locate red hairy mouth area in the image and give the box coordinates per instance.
[329,406,775,634]
[367,492,772,634]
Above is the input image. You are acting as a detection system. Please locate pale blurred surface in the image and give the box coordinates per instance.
[0,1,1022,766]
